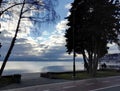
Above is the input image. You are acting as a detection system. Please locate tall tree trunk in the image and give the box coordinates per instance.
[93,53,97,77]
[94,53,99,76]
[92,45,97,77]
[82,50,89,73]
[0,0,2,6]
[92,46,99,77]
[0,0,25,76]
[88,51,93,76]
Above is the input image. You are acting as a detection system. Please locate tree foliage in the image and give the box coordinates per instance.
[65,0,120,76]
[0,0,58,76]
[0,0,3,58]
[0,0,2,6]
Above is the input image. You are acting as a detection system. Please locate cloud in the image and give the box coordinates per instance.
[1,15,120,61]
[0,26,48,61]
[42,31,49,36]
[0,0,76,61]
[1,0,119,62]
[65,3,72,16]
[56,19,69,32]
[66,12,71,17]
[65,3,72,9]
[1,17,119,62]
[108,43,120,54]
[0,17,73,61]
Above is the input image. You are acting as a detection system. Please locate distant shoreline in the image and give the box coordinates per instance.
[0,61,84,76]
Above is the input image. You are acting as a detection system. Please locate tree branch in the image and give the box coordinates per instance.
[0,2,43,16]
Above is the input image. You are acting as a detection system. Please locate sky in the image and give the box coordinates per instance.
[0,0,120,61]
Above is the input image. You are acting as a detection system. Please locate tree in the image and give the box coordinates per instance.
[0,0,58,76]
[115,0,120,50]
[0,0,2,6]
[0,0,3,58]
[65,0,120,76]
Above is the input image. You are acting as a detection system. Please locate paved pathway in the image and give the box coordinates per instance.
[1,76,120,91]
[0,73,69,90]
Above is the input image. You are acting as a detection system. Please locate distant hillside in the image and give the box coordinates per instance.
[100,53,120,62]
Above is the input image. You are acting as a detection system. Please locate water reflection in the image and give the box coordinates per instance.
[0,61,84,75]
[41,66,67,72]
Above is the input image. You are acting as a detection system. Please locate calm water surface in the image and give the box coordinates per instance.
[0,61,84,75]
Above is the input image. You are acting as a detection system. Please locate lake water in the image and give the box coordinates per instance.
[0,61,84,75]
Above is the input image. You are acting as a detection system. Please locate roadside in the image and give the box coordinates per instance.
[0,70,120,90]
[40,70,120,80]
[0,73,70,90]
[2,76,120,91]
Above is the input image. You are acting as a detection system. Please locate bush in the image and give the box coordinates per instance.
[0,74,21,88]
[12,74,21,83]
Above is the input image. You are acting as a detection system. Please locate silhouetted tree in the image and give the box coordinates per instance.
[0,0,58,76]
[65,0,120,76]
[114,0,120,48]
[0,0,2,58]
[0,0,2,6]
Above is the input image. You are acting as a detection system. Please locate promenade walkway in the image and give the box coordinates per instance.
[1,76,120,91]
[0,73,69,90]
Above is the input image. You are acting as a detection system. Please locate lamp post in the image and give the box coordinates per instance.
[72,1,84,79]
[72,8,76,79]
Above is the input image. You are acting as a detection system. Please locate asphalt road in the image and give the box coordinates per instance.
[2,76,120,91]
[91,85,120,91]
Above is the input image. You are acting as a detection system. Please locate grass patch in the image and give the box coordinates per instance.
[41,70,120,80]
[0,77,13,87]
[96,70,120,77]
[0,74,21,88]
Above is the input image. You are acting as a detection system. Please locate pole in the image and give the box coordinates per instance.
[72,1,84,79]
[73,8,76,79]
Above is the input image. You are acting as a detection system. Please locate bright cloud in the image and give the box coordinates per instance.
[0,17,72,61]
[65,3,72,17]
[108,43,120,54]
[65,3,72,9]
[0,0,76,61]
[56,19,69,32]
